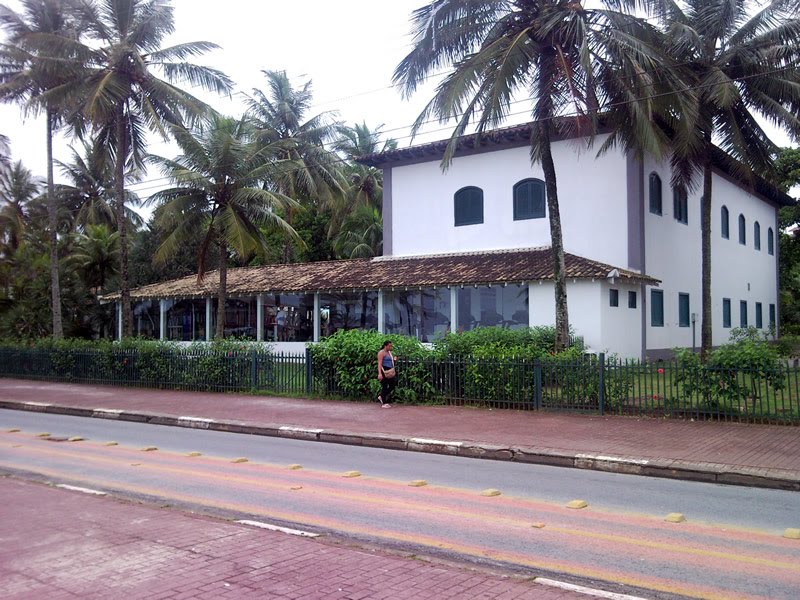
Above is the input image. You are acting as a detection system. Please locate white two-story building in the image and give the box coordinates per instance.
[115,122,792,358]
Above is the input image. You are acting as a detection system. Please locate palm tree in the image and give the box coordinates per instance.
[148,114,299,339]
[66,0,233,337]
[0,160,41,255]
[394,0,685,349]
[245,70,344,262]
[69,223,119,294]
[333,204,383,259]
[634,0,800,359]
[56,140,142,232]
[0,0,84,338]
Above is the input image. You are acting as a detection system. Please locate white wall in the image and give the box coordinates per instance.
[643,156,779,353]
[599,282,643,358]
[389,135,630,268]
[529,280,643,357]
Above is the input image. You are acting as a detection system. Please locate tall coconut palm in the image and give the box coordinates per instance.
[631,0,800,359]
[394,0,686,349]
[333,204,383,259]
[245,70,344,262]
[0,133,9,174]
[0,0,84,338]
[148,115,300,339]
[56,140,142,232]
[64,0,233,337]
[0,159,41,255]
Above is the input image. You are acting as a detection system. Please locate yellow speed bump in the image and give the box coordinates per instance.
[37,433,50,437]
[665,513,686,523]
[231,457,249,463]
[408,480,428,487]
[287,464,303,470]
[290,485,303,491]
[187,452,202,457]
[68,436,84,442]
[342,471,361,478]
[566,499,588,510]
[481,489,501,497]
[6,428,20,433]
[130,463,141,466]
[784,528,800,540]
[103,441,118,446]
[531,522,546,529]
[141,446,158,452]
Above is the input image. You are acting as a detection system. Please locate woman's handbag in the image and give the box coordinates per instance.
[383,367,396,379]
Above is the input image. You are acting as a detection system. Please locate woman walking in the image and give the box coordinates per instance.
[377,340,397,408]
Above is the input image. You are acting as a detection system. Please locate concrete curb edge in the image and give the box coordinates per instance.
[2,399,798,491]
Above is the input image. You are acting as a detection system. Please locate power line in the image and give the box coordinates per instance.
[124,63,799,197]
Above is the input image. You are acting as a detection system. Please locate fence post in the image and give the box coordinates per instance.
[598,352,606,416]
[251,349,258,390]
[305,347,313,395]
[534,359,542,410]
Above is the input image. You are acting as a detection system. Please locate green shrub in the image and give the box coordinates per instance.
[309,329,432,402]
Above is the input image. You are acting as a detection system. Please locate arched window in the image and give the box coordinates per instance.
[738,214,746,245]
[513,178,546,220]
[720,206,729,239]
[673,185,688,224]
[649,173,662,215]
[454,186,484,226]
[768,227,774,255]
[754,221,761,251]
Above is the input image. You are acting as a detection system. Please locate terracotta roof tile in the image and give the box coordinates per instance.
[103,248,658,301]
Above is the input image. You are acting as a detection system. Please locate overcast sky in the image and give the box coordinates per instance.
[0,0,459,198]
[0,0,796,208]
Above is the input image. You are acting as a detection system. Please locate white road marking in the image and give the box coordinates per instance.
[24,402,51,408]
[55,484,107,496]
[279,426,323,434]
[536,577,650,600]
[409,437,463,447]
[575,454,650,465]
[236,519,319,538]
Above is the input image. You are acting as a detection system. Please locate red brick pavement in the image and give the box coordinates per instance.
[1,378,799,478]
[0,478,585,599]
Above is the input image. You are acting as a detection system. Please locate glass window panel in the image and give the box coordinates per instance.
[224,297,257,339]
[609,289,619,307]
[164,299,208,341]
[514,179,545,220]
[723,298,731,328]
[320,292,378,337]
[628,291,637,309]
[457,284,528,331]
[263,294,315,342]
[754,222,761,250]
[385,288,451,341]
[769,304,776,328]
[756,302,763,329]
[721,206,729,239]
[132,300,160,339]
[738,214,746,245]
[649,173,662,215]
[679,293,690,327]
[768,228,774,255]
[740,300,748,328]
[651,290,664,327]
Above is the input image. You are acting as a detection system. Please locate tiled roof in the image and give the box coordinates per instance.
[102,248,659,301]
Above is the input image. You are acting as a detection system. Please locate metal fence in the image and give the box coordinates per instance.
[1,347,798,424]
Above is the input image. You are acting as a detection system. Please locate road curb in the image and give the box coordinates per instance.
[2,399,798,491]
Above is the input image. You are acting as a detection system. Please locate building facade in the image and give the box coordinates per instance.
[112,122,791,358]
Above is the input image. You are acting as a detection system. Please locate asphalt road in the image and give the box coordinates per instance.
[2,410,800,599]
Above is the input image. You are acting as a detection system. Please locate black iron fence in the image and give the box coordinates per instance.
[1,347,797,424]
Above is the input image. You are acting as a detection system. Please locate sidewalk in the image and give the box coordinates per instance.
[1,378,799,491]
[0,477,587,599]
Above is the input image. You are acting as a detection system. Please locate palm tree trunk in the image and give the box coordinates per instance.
[46,109,64,339]
[115,106,132,338]
[700,135,713,361]
[540,121,570,351]
[216,239,227,339]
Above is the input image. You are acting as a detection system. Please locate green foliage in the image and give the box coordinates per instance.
[309,329,432,402]
[674,329,785,414]
[432,326,576,358]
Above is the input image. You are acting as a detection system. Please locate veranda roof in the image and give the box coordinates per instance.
[102,247,659,301]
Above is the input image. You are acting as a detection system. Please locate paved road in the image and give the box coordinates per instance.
[3,412,800,599]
